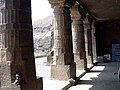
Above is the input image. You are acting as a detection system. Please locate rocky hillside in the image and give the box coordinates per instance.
[33,15,54,57]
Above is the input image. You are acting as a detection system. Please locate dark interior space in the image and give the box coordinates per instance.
[95,20,120,58]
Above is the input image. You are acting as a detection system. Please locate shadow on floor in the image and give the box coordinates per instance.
[69,62,120,90]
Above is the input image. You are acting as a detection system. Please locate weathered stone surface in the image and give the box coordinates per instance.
[49,4,76,80]
[74,54,84,70]
[51,62,76,80]
[92,20,97,63]
[53,5,74,64]
[86,28,93,65]
[87,56,92,65]
[71,3,82,20]
[84,15,93,65]
[48,0,76,7]
[72,18,87,70]
[72,20,81,53]
[0,0,43,90]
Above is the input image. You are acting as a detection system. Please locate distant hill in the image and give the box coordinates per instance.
[32,15,54,57]
[33,15,54,27]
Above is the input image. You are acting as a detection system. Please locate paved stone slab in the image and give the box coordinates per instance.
[69,62,120,90]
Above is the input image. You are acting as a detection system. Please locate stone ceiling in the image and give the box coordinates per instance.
[77,0,120,20]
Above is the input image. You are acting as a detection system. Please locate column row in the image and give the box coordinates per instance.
[48,0,97,80]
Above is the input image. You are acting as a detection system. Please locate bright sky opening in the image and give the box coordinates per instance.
[31,0,53,21]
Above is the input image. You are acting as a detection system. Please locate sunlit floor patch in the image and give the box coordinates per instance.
[68,85,93,90]
[35,57,70,90]
[69,62,120,90]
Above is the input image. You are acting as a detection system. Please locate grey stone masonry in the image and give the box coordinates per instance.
[92,20,97,63]
[0,0,43,90]
[79,19,87,70]
[72,19,87,70]
[84,15,93,65]
[71,4,87,70]
[48,0,76,80]
[53,6,74,65]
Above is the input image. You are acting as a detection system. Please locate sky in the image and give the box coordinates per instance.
[31,0,53,21]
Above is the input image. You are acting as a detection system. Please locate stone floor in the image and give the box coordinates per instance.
[35,57,120,90]
[68,62,120,90]
[35,57,69,90]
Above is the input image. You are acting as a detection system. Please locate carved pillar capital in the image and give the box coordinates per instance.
[92,20,95,29]
[71,3,82,20]
[48,0,76,8]
[53,5,70,15]
[84,13,90,29]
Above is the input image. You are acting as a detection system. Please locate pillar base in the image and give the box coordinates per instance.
[87,56,93,65]
[47,54,53,65]
[21,78,43,90]
[0,62,43,90]
[1,78,43,90]
[1,86,20,90]
[77,59,85,70]
[51,63,76,80]
[74,54,87,70]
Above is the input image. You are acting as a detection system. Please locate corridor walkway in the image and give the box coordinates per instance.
[69,62,120,90]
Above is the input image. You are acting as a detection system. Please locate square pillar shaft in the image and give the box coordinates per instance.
[72,19,87,70]
[0,0,43,90]
[51,5,76,80]
[84,16,94,66]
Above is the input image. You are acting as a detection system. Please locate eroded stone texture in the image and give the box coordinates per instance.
[0,0,43,90]
[48,0,76,80]
[87,29,93,65]
[92,20,97,63]
[72,18,87,70]
[53,6,74,65]
[78,19,87,70]
[71,4,87,70]
[51,62,76,80]
[84,15,93,66]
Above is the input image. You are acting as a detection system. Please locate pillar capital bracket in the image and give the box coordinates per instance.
[84,13,90,29]
[71,2,86,21]
[71,3,82,20]
[92,20,95,29]
[48,0,76,8]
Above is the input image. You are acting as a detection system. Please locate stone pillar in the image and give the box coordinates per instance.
[48,0,76,80]
[84,14,93,66]
[87,28,94,64]
[92,20,97,63]
[79,19,87,70]
[71,5,87,70]
[72,19,87,70]
[0,1,43,90]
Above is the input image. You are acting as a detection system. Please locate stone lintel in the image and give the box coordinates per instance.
[51,62,76,80]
